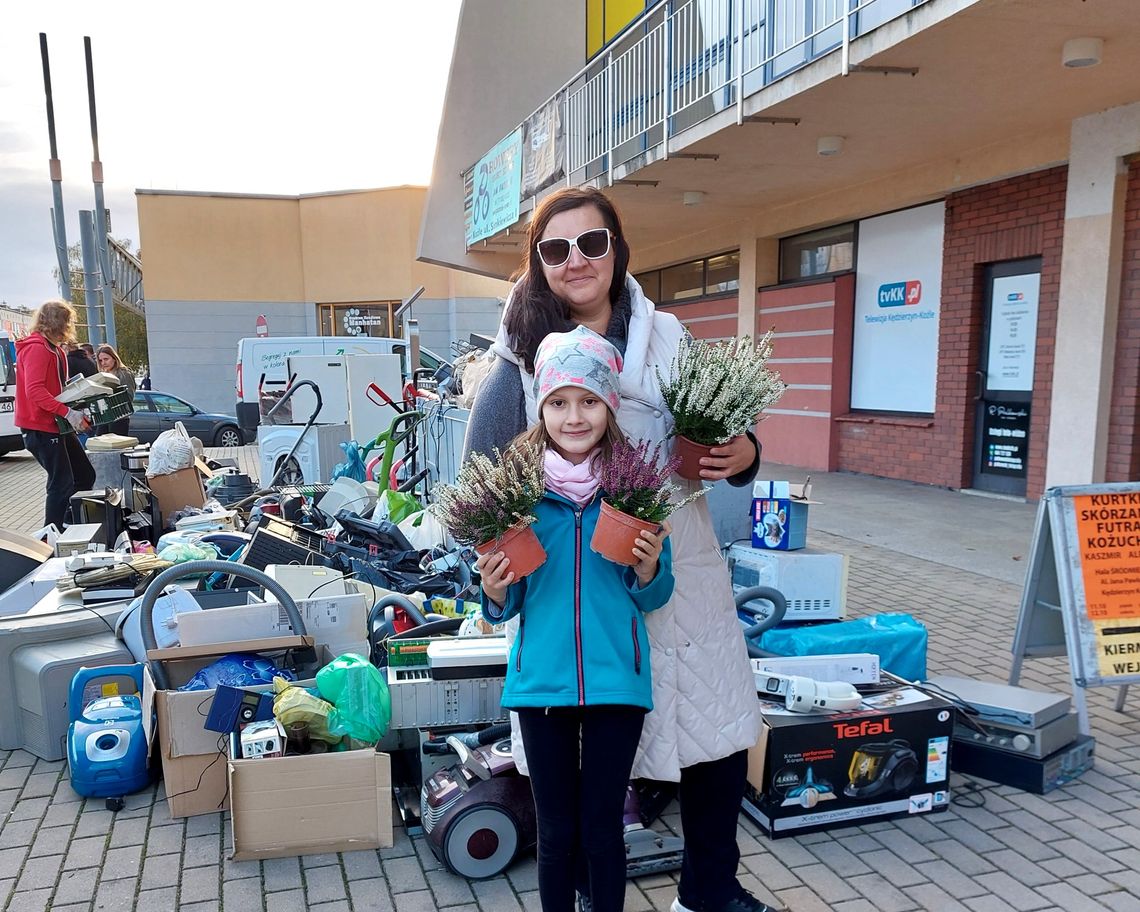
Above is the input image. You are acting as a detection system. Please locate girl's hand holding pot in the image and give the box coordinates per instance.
[632,520,671,587]
[699,433,755,481]
[475,550,515,607]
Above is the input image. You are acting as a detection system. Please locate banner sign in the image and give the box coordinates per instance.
[851,202,945,413]
[1010,483,1140,734]
[981,403,1030,478]
[522,92,565,198]
[465,129,524,247]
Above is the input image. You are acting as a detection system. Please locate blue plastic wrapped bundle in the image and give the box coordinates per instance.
[179,653,297,692]
[758,613,928,682]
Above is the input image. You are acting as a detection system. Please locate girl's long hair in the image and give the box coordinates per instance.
[30,299,76,344]
[512,408,626,468]
[505,187,631,373]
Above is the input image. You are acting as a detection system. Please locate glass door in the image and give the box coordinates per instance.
[972,258,1042,497]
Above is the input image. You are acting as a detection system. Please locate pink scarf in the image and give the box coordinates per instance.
[544,448,601,506]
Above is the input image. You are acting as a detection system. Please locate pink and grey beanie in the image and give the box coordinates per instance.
[533,326,623,413]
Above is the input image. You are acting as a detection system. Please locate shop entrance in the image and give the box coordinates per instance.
[972,258,1041,497]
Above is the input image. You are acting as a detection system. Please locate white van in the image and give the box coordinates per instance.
[0,332,20,455]
[235,336,448,437]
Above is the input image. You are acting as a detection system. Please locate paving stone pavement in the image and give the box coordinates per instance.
[2,450,1140,910]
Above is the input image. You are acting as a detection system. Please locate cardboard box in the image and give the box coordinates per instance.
[145,636,315,817]
[750,480,817,551]
[744,687,953,838]
[228,743,393,860]
[147,466,206,525]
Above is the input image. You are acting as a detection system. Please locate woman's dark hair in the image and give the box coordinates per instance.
[505,187,631,372]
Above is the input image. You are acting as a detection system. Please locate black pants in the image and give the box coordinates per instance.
[676,749,749,910]
[516,706,645,912]
[22,429,96,529]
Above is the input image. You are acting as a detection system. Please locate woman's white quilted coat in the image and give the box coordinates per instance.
[490,275,761,781]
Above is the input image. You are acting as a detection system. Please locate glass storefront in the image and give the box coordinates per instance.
[636,250,740,303]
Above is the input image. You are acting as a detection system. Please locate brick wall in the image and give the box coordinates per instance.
[1107,159,1140,481]
[837,166,1068,499]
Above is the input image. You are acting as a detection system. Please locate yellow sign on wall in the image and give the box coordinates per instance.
[587,0,647,58]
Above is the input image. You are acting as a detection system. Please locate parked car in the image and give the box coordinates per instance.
[130,391,244,447]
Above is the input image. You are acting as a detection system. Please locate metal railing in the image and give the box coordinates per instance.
[464,0,931,229]
[107,236,144,316]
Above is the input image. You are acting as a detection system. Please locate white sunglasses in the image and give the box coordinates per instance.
[536,228,613,268]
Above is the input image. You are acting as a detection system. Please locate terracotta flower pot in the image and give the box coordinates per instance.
[591,499,660,566]
[475,523,547,579]
[673,434,718,480]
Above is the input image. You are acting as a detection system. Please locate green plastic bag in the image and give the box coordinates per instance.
[315,653,392,742]
[378,489,420,524]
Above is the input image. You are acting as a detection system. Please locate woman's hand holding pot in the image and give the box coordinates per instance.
[698,433,755,481]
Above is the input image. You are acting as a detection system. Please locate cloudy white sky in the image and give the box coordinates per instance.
[0,1,462,310]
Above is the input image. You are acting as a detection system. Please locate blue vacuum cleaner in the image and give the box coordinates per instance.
[66,664,153,811]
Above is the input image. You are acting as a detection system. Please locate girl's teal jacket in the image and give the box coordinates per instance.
[482,490,674,710]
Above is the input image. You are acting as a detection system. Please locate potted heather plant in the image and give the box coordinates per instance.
[430,441,548,578]
[591,439,710,566]
[656,332,786,480]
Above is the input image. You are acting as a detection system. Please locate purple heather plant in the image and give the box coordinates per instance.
[429,442,545,545]
[598,439,706,523]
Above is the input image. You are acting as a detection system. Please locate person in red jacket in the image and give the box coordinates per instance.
[15,300,95,529]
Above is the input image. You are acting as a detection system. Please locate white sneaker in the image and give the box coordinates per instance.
[671,900,699,912]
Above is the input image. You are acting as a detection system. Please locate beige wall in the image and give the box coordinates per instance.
[139,193,306,302]
[139,186,510,304]
[418,0,585,277]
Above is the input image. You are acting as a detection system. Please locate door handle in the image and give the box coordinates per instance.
[974,369,986,401]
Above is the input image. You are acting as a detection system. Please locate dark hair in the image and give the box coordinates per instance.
[505,187,631,372]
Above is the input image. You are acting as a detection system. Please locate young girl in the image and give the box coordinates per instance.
[478,325,673,912]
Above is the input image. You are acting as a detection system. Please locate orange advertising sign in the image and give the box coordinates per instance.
[1073,492,1140,621]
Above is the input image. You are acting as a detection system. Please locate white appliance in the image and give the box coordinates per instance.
[285,356,351,425]
[725,544,848,621]
[257,423,352,487]
[344,353,404,444]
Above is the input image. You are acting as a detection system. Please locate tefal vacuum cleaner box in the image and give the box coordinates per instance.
[744,687,953,838]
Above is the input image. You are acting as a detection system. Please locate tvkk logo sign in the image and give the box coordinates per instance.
[878,280,922,307]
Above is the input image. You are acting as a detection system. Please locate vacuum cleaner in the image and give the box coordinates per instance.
[421,728,685,880]
[66,664,153,811]
[843,739,918,799]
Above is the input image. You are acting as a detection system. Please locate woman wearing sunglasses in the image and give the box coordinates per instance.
[465,187,772,912]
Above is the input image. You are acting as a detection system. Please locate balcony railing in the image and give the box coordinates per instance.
[463,0,931,248]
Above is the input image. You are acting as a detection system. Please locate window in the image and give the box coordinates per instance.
[779,224,856,282]
[151,394,194,415]
[660,261,705,302]
[635,250,740,303]
[706,252,741,293]
[132,392,152,411]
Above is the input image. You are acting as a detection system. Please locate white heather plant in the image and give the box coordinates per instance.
[656,332,786,446]
[429,441,546,545]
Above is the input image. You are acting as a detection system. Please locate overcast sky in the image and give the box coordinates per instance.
[0,1,462,310]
